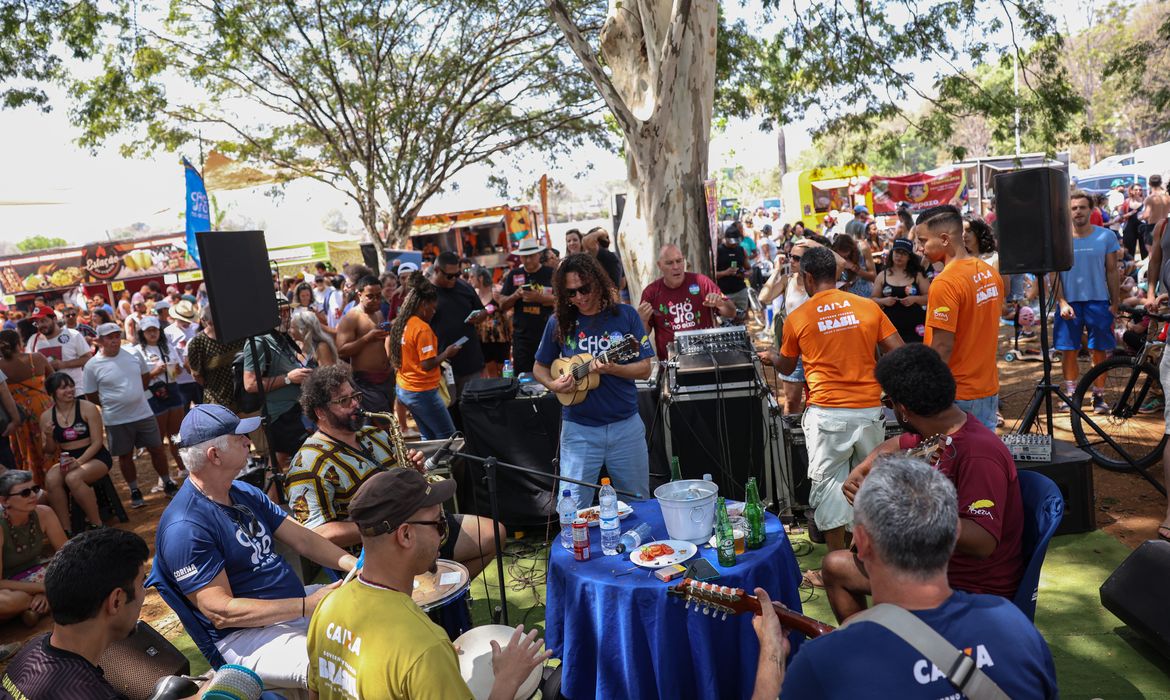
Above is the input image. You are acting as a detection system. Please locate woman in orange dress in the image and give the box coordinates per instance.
[0,331,52,484]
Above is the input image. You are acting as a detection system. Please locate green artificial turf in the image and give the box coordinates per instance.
[168,530,1170,698]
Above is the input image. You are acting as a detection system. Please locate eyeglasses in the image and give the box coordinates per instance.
[7,485,41,499]
[565,283,592,298]
[790,255,802,262]
[329,392,363,407]
[226,503,263,540]
[404,516,449,544]
[437,269,460,279]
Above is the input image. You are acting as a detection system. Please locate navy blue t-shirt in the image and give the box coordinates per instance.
[154,480,305,645]
[782,591,1058,699]
[534,304,653,427]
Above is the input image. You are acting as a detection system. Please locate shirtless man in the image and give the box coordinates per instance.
[1141,175,1170,240]
[335,276,394,414]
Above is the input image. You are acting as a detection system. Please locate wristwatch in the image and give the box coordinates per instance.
[283,374,292,386]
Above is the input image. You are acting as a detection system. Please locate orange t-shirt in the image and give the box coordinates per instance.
[780,289,897,408]
[924,257,1004,400]
[397,316,441,392]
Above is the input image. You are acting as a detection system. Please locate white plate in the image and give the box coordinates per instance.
[455,624,542,700]
[629,539,698,569]
[576,501,634,527]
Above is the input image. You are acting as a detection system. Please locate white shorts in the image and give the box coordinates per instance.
[214,584,322,698]
[801,404,885,531]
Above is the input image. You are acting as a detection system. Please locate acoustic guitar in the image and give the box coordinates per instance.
[549,333,641,406]
[667,578,836,638]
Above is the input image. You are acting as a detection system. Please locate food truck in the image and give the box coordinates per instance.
[407,204,547,268]
[781,164,874,231]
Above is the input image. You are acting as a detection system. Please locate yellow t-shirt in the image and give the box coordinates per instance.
[397,316,441,392]
[779,288,897,408]
[307,577,473,700]
[924,257,1004,400]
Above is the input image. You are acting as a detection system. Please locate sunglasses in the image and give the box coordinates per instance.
[404,515,449,544]
[437,269,461,279]
[565,284,592,298]
[790,255,802,262]
[226,503,263,540]
[329,392,363,407]
[7,485,41,499]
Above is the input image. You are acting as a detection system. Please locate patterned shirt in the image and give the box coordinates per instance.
[286,426,403,530]
[185,332,244,411]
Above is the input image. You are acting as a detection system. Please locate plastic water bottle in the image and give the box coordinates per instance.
[599,478,620,555]
[557,489,577,550]
[615,522,653,554]
[502,360,514,379]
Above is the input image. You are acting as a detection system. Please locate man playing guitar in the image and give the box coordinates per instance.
[824,343,1023,624]
[533,253,654,507]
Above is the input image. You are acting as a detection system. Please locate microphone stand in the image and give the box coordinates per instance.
[452,450,645,626]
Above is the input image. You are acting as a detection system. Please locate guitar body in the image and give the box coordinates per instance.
[550,353,600,406]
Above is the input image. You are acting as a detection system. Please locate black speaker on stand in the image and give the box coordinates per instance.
[196,230,286,500]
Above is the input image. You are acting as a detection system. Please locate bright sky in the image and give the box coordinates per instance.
[0,0,1096,248]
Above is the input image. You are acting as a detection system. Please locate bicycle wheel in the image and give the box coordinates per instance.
[1070,355,1168,471]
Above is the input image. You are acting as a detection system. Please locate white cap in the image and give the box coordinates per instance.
[138,316,161,331]
[96,323,121,337]
[397,262,419,273]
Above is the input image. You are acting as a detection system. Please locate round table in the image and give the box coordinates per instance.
[545,499,804,700]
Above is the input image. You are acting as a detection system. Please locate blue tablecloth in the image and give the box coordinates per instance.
[545,499,803,700]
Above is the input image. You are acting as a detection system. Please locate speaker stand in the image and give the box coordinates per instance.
[1015,282,1167,496]
[245,334,285,505]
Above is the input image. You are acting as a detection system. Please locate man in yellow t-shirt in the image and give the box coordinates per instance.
[760,247,903,558]
[915,205,1004,430]
[306,469,548,700]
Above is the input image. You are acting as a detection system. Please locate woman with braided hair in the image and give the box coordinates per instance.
[386,275,458,440]
[533,253,655,508]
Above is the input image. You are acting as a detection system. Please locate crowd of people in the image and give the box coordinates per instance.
[0,182,1163,698]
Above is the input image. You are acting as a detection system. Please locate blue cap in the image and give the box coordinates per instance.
[180,404,262,446]
[853,205,869,215]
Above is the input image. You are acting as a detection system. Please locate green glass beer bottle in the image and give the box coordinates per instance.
[669,456,683,482]
[744,477,766,550]
[716,497,737,567]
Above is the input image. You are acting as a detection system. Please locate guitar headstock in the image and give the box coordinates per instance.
[667,578,759,620]
[907,433,953,466]
[601,333,642,364]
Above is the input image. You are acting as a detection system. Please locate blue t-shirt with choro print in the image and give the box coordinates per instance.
[534,303,653,427]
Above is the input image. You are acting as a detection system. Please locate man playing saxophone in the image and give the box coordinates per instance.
[285,365,503,578]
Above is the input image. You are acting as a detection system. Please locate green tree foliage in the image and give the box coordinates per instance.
[66,0,611,252]
[16,235,69,252]
[0,0,113,110]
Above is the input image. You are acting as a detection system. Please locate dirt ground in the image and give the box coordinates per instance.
[1,324,1166,650]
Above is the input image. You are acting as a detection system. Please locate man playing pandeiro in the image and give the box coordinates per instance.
[286,365,503,579]
[822,343,1023,624]
[533,254,655,508]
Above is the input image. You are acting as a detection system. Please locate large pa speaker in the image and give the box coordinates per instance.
[196,230,279,344]
[1100,539,1170,659]
[99,620,191,700]
[994,167,1073,274]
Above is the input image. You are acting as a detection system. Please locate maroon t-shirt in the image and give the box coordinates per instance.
[640,272,724,359]
[899,413,1023,597]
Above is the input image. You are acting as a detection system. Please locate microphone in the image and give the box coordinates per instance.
[425,432,462,471]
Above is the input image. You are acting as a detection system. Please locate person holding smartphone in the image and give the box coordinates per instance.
[500,239,556,373]
[387,277,458,440]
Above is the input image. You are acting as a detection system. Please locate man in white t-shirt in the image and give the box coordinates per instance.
[164,300,202,409]
[83,323,177,509]
[26,306,92,385]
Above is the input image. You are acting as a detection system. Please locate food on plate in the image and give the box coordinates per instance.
[579,509,601,523]
[638,543,676,561]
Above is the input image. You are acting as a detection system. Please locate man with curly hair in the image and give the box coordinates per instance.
[533,253,655,507]
[285,364,502,578]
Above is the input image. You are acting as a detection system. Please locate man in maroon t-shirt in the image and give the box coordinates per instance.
[637,243,736,359]
[822,343,1022,623]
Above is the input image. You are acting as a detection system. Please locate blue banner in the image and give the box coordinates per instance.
[182,157,211,268]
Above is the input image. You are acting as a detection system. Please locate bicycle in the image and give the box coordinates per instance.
[1068,306,1170,473]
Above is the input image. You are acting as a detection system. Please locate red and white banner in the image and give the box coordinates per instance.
[864,168,968,214]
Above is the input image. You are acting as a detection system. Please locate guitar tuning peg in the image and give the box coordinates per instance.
[702,605,710,616]
[721,611,728,621]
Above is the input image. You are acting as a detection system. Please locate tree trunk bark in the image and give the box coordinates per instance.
[593,0,717,306]
[777,127,788,181]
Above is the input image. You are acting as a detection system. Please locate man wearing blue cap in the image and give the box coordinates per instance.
[152,404,356,695]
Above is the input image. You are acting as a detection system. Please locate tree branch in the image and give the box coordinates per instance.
[546,0,640,140]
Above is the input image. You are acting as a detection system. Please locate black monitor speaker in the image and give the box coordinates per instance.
[196,230,279,344]
[1100,539,1170,659]
[994,166,1073,274]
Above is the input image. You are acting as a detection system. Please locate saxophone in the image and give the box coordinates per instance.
[358,409,448,484]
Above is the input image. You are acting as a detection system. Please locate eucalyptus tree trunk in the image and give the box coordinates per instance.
[549,0,716,303]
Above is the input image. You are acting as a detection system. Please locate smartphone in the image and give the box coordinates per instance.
[452,335,470,347]
[378,321,392,331]
[464,309,484,323]
[685,558,721,582]
[521,283,536,291]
